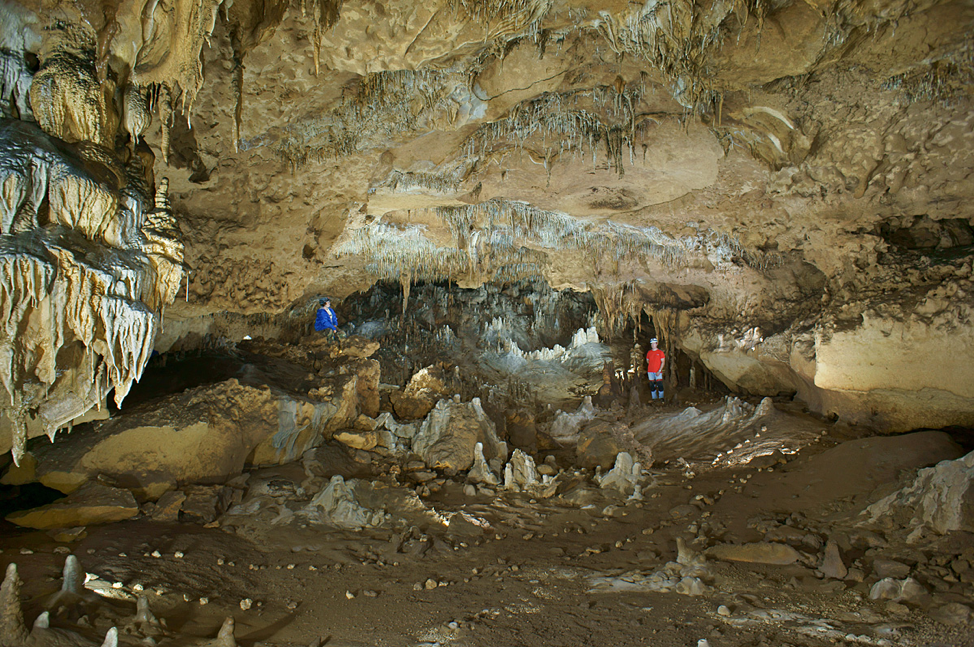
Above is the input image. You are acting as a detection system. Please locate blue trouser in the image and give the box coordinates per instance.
[648,371,664,399]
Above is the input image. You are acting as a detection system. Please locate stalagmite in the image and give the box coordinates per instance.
[101,627,119,647]
[0,564,28,647]
[504,449,538,490]
[61,554,82,595]
[207,617,237,647]
[468,442,500,485]
[134,596,161,631]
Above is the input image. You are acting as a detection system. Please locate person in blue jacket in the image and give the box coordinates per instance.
[314,297,339,339]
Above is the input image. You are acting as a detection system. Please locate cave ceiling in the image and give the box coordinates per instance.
[1,0,974,456]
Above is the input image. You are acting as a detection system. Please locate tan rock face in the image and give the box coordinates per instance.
[21,336,380,496]
[5,482,139,529]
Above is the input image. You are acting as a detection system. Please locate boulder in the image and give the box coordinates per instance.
[820,539,847,580]
[390,364,459,421]
[25,375,370,498]
[576,420,625,470]
[180,485,234,524]
[390,391,436,421]
[334,431,379,451]
[6,483,138,529]
[705,542,802,565]
[597,452,642,495]
[872,558,911,579]
[145,490,186,522]
[861,449,974,535]
[411,398,508,471]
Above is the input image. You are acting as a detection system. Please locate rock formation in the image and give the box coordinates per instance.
[0,2,973,642]
[0,0,971,448]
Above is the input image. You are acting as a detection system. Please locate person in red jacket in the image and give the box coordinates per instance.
[646,337,666,401]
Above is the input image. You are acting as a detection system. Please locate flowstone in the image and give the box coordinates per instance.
[860,449,974,536]
[596,451,642,495]
[302,475,388,529]
[411,397,508,471]
[0,121,183,464]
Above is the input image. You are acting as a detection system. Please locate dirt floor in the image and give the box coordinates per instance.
[2,398,972,647]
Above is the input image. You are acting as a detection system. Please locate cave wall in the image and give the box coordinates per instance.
[2,0,974,444]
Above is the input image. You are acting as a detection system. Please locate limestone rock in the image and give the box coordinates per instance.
[705,542,801,566]
[549,398,597,444]
[871,558,911,579]
[820,540,847,580]
[390,364,459,420]
[861,450,974,535]
[447,511,489,538]
[929,602,973,626]
[0,452,36,485]
[503,449,538,490]
[576,420,625,470]
[302,475,386,530]
[467,442,500,486]
[675,577,708,596]
[389,391,436,421]
[334,431,378,451]
[146,490,187,522]
[596,452,642,496]
[632,397,773,464]
[26,372,371,496]
[6,483,138,529]
[869,577,927,603]
[180,486,233,524]
[411,398,508,471]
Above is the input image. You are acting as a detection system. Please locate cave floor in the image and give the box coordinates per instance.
[3,413,972,647]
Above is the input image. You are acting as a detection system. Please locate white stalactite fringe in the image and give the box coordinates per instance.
[335,198,780,291]
[0,125,184,465]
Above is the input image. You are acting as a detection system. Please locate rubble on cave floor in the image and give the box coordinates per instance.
[0,318,972,646]
[1,376,972,645]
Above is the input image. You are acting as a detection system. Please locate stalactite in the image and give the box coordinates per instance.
[463,86,644,176]
[308,0,343,77]
[401,269,412,319]
[277,68,473,166]
[0,50,34,121]
[231,53,244,153]
[158,84,173,165]
[0,123,183,464]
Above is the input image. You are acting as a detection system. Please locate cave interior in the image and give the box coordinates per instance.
[1,0,974,645]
